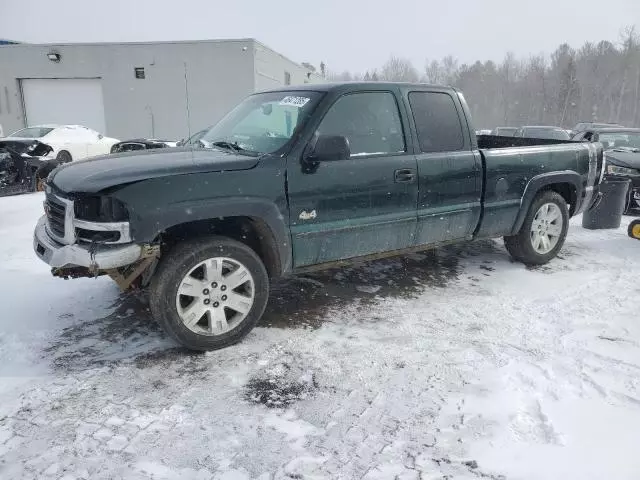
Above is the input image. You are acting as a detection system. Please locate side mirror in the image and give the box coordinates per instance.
[306,135,350,162]
[97,134,104,140]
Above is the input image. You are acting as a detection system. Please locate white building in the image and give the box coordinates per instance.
[0,39,322,140]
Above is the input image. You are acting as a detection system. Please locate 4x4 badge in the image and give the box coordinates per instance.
[299,210,317,220]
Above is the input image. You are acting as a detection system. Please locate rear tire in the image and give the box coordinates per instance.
[149,236,269,351]
[504,190,569,265]
[56,150,72,163]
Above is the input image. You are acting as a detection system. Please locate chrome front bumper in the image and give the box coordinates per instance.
[33,216,143,270]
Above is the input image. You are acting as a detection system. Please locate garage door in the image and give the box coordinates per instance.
[21,78,107,134]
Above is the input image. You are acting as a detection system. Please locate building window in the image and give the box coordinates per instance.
[284,71,291,85]
[134,67,145,79]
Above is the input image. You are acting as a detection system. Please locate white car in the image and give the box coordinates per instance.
[4,125,119,162]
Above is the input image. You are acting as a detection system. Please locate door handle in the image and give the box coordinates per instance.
[394,168,416,183]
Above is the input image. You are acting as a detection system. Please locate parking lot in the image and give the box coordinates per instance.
[1,192,640,479]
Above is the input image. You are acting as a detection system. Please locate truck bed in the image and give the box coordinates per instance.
[476,134,577,149]
[474,136,601,239]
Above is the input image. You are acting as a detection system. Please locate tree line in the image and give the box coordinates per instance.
[325,26,640,129]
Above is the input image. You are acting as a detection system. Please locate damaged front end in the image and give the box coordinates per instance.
[0,139,54,158]
[0,140,55,195]
[51,244,160,290]
[34,187,161,290]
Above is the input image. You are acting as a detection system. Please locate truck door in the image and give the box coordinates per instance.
[287,90,419,267]
[407,90,482,244]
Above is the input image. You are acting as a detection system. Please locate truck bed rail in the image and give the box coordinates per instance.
[477,135,578,149]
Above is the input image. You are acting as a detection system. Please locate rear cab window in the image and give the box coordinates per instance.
[408,91,465,152]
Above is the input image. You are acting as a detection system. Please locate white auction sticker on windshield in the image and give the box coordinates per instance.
[279,96,310,108]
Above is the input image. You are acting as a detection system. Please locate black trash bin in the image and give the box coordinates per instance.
[582,178,631,230]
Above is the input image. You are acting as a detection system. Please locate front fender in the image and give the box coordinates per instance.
[129,196,292,273]
[510,171,583,235]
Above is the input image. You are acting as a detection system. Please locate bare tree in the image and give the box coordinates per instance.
[323,27,640,128]
[327,70,354,82]
[380,56,420,82]
[441,55,459,84]
[423,60,443,84]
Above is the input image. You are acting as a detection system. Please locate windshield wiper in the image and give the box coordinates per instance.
[210,140,244,152]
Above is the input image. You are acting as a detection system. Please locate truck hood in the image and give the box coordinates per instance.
[49,147,260,193]
[606,147,640,169]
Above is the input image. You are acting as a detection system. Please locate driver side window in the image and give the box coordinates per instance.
[316,92,406,157]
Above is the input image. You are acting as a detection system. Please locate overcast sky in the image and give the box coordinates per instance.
[3,0,639,73]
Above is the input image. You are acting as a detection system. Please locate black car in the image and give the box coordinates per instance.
[0,139,56,194]
[514,126,571,140]
[110,139,177,154]
[573,127,640,213]
[571,122,622,137]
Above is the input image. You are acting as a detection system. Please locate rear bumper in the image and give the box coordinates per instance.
[33,216,142,269]
[577,185,600,215]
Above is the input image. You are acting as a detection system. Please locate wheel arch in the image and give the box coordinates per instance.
[56,149,72,163]
[510,171,582,235]
[130,197,291,277]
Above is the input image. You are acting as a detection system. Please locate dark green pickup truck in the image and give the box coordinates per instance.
[34,82,603,350]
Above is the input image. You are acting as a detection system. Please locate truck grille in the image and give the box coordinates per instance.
[45,197,67,239]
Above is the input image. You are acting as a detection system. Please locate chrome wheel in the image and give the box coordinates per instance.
[175,257,255,336]
[530,202,563,254]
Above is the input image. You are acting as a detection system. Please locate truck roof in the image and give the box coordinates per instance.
[260,81,454,94]
[590,127,640,133]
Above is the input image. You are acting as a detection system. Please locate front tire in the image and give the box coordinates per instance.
[149,236,269,351]
[504,191,569,265]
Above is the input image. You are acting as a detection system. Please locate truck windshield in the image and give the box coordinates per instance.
[599,132,640,149]
[199,91,322,155]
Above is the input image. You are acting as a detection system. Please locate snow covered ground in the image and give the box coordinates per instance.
[1,192,640,480]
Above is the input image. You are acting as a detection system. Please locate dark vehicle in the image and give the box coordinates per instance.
[571,122,623,136]
[110,139,178,154]
[0,139,56,194]
[492,127,518,137]
[514,126,571,140]
[33,83,603,351]
[573,128,640,213]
